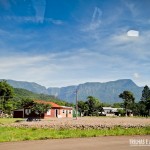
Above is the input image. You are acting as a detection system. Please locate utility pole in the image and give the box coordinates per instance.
[75,89,78,120]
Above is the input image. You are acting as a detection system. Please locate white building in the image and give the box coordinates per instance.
[102,107,124,116]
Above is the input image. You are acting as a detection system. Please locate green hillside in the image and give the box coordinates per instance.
[14,88,74,107]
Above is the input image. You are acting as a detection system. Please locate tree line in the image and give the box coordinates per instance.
[78,86,150,117]
[0,80,150,117]
[119,86,150,116]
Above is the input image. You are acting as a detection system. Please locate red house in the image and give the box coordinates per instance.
[13,100,73,119]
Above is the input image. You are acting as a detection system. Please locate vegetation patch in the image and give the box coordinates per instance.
[0,118,24,125]
[0,126,150,142]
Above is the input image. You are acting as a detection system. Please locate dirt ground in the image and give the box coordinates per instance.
[8,117,150,129]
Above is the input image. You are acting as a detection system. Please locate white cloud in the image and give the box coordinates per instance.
[31,0,46,23]
[82,7,102,32]
[133,73,140,79]
[106,29,140,48]
[124,1,138,17]
[0,50,130,87]
[127,30,139,37]
[0,15,64,25]
[0,55,48,68]
[45,18,64,25]
[0,45,149,87]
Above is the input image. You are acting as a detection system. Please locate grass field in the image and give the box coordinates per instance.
[0,118,24,125]
[0,117,150,142]
[0,126,150,142]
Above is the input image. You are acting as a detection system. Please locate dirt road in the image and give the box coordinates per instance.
[1,135,150,150]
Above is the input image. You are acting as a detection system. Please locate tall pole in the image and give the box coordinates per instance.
[76,89,78,120]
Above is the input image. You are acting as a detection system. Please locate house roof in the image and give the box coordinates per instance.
[61,106,72,108]
[103,107,112,110]
[102,107,124,113]
[34,100,61,108]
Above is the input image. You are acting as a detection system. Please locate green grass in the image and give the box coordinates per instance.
[0,118,24,125]
[0,126,150,142]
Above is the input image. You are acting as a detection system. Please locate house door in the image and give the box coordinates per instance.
[55,109,58,117]
[66,110,68,117]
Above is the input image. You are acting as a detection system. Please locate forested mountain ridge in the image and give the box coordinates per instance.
[1,79,143,103]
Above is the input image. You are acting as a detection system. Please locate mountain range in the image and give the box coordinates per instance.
[0,79,143,103]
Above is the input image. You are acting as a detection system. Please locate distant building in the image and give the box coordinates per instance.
[13,100,73,119]
[0,110,3,117]
[102,107,124,116]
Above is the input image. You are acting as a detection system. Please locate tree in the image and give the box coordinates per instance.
[78,100,93,116]
[147,98,150,116]
[32,103,51,118]
[138,101,147,116]
[140,86,150,116]
[83,103,89,116]
[86,96,101,116]
[78,96,102,116]
[117,109,126,116]
[119,91,135,116]
[19,98,51,118]
[112,103,123,108]
[141,85,150,103]
[19,98,35,109]
[0,80,14,112]
[78,100,86,115]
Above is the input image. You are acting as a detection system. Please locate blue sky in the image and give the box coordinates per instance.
[0,0,150,87]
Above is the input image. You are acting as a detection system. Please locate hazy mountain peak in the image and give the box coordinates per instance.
[0,79,142,103]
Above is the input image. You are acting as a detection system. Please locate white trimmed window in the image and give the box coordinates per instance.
[47,109,51,115]
[69,110,72,114]
[25,109,31,115]
[63,110,65,113]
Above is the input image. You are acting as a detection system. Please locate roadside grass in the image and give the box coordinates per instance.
[0,126,150,142]
[0,118,24,125]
